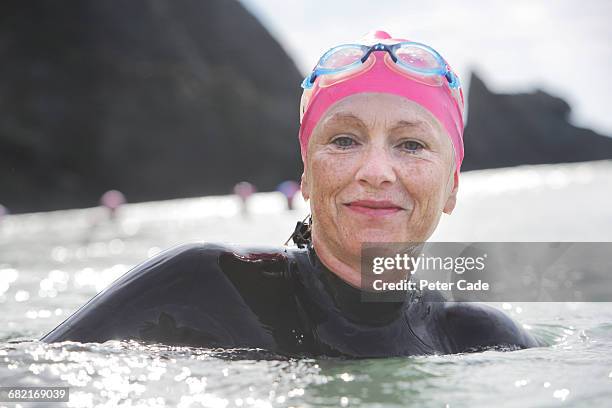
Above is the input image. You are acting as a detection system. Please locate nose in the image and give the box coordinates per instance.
[354,143,397,188]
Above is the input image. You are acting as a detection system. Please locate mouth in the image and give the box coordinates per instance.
[344,200,404,217]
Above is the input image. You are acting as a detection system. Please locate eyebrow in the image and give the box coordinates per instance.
[322,113,367,130]
[324,113,434,134]
[389,120,435,134]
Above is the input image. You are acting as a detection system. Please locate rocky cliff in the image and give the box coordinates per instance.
[0,0,303,213]
[462,73,612,171]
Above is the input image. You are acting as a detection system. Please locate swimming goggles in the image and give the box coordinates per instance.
[301,41,461,91]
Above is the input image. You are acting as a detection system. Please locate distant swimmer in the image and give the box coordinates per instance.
[100,190,126,220]
[233,181,256,216]
[42,30,542,356]
[276,180,300,210]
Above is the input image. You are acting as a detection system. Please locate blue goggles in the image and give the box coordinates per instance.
[301,42,461,90]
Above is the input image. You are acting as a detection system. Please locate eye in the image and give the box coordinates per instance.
[398,140,424,153]
[331,136,358,149]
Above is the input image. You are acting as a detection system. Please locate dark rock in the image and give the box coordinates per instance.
[462,73,612,171]
[0,0,303,213]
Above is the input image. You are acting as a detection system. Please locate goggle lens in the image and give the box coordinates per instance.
[394,45,443,73]
[319,46,365,70]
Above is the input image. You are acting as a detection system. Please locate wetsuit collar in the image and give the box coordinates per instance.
[307,243,408,325]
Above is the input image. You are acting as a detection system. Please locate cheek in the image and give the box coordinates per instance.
[399,162,449,209]
[308,153,354,197]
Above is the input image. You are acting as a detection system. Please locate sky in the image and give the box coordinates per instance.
[239,0,612,136]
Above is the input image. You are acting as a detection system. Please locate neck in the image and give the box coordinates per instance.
[311,227,363,289]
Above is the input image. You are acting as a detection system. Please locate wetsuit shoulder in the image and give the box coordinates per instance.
[435,302,541,353]
[41,242,303,350]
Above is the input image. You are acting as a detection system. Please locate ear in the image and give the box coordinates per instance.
[443,171,459,214]
[300,171,310,201]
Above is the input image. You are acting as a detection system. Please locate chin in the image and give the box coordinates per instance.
[352,228,403,243]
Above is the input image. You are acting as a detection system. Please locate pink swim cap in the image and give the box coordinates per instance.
[298,30,465,173]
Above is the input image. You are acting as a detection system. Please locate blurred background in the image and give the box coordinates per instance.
[1,0,611,214]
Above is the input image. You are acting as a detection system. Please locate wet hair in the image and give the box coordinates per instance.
[285,214,312,248]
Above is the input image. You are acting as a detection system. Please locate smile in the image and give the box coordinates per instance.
[344,200,404,217]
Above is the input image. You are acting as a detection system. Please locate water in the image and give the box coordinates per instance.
[1,160,612,407]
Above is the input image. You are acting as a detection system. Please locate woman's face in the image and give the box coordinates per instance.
[301,93,458,266]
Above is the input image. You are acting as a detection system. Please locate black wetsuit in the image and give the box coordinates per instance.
[42,243,540,357]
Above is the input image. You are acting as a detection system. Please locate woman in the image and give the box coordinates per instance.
[42,31,540,356]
